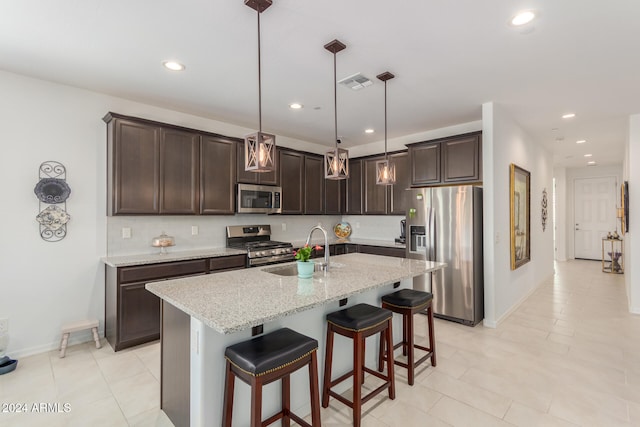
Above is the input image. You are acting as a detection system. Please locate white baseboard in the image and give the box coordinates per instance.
[482,273,553,329]
[7,328,105,359]
[630,306,640,315]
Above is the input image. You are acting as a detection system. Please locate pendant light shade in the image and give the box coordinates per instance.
[244,0,276,173]
[324,39,349,180]
[376,71,395,185]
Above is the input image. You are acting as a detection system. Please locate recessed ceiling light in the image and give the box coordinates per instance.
[365,129,375,134]
[510,10,536,26]
[562,113,576,119]
[587,161,597,165]
[576,140,586,144]
[162,61,185,71]
[289,103,303,109]
[584,154,593,157]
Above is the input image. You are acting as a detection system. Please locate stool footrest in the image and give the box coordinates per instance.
[261,409,312,427]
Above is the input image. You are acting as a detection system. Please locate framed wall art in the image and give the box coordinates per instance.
[510,163,530,270]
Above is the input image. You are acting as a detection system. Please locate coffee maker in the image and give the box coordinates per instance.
[395,219,406,244]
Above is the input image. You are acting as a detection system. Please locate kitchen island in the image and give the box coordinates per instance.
[146,253,446,427]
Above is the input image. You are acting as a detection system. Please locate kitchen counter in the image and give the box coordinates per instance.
[291,237,405,249]
[146,253,442,334]
[147,253,445,427]
[101,247,246,267]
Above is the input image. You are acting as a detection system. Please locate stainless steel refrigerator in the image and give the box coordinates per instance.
[406,186,483,325]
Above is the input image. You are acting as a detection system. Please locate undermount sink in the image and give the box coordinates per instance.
[263,262,345,277]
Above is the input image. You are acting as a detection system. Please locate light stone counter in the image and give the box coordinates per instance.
[291,237,406,249]
[101,247,246,267]
[146,253,442,334]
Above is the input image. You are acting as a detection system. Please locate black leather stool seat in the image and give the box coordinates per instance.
[225,327,318,376]
[381,289,433,309]
[326,303,392,331]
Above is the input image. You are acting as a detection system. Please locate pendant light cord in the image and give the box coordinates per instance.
[333,52,338,149]
[384,80,388,161]
[257,8,262,132]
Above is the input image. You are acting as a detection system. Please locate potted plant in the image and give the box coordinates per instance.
[294,244,322,278]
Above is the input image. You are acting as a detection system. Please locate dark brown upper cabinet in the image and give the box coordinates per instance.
[160,128,200,214]
[279,149,304,214]
[304,154,324,215]
[200,136,236,214]
[409,142,441,186]
[345,159,363,215]
[324,177,345,215]
[408,131,482,187]
[236,142,279,186]
[363,156,388,215]
[442,133,481,183]
[388,152,410,215]
[106,115,161,215]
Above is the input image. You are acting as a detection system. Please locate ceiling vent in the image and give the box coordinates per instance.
[338,73,373,90]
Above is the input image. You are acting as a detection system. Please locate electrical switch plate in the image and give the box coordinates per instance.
[122,227,131,239]
[281,223,286,231]
[495,232,500,244]
[191,226,198,235]
[0,318,8,334]
[355,222,360,229]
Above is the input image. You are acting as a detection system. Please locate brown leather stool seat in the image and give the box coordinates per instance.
[379,289,436,385]
[222,327,321,427]
[322,303,395,427]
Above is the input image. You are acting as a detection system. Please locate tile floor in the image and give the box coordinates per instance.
[1,260,638,426]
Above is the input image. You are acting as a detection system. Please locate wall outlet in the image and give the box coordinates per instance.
[355,222,360,229]
[495,232,500,244]
[0,318,8,334]
[281,223,287,232]
[122,227,131,239]
[191,225,199,236]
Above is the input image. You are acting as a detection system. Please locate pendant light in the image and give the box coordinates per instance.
[376,71,395,185]
[324,39,349,180]
[244,0,275,173]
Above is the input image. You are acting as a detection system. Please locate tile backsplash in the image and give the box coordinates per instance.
[106,214,405,256]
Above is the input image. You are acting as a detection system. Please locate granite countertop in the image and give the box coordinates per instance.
[102,247,247,267]
[146,253,445,334]
[291,237,406,249]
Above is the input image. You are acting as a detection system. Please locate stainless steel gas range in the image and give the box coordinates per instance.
[226,225,294,267]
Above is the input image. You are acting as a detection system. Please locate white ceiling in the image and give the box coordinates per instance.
[2,0,639,168]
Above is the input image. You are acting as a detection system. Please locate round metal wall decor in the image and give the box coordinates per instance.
[541,188,548,232]
[34,161,71,242]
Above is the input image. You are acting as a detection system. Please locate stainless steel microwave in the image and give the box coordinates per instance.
[237,183,282,214]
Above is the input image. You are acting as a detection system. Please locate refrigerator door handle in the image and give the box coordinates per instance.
[427,207,436,261]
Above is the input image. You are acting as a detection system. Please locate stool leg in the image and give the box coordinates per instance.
[309,351,321,426]
[250,377,263,427]
[222,361,235,427]
[402,316,408,356]
[406,312,415,386]
[59,333,69,358]
[385,319,396,400]
[91,327,102,349]
[322,325,334,408]
[282,374,291,427]
[427,305,437,367]
[361,339,366,386]
[377,328,385,372]
[352,332,363,427]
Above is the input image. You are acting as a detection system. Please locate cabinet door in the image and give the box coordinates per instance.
[160,129,200,214]
[119,282,160,346]
[442,134,481,183]
[345,159,363,214]
[236,142,279,185]
[325,178,345,214]
[389,152,409,215]
[410,142,441,186]
[279,150,304,214]
[111,119,160,214]
[364,157,388,215]
[345,244,359,254]
[201,136,236,214]
[304,155,324,214]
[358,245,405,258]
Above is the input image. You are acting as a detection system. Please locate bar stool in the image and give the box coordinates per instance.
[222,327,321,427]
[322,303,395,427]
[378,289,436,385]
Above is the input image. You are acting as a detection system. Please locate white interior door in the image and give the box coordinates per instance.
[574,177,617,260]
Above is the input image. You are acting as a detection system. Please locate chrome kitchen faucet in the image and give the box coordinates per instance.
[305,223,330,271]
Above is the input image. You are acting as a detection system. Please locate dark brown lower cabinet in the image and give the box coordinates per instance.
[357,245,405,258]
[105,255,246,351]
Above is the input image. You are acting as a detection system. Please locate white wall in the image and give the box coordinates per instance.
[0,70,334,357]
[553,167,568,261]
[626,114,640,313]
[481,102,555,327]
[562,165,622,259]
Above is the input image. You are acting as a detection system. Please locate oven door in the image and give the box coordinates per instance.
[237,184,282,214]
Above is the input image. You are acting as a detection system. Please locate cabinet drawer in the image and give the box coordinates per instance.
[358,245,405,258]
[119,259,208,283]
[209,255,246,272]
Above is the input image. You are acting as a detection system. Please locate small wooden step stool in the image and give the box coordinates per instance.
[60,319,101,358]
